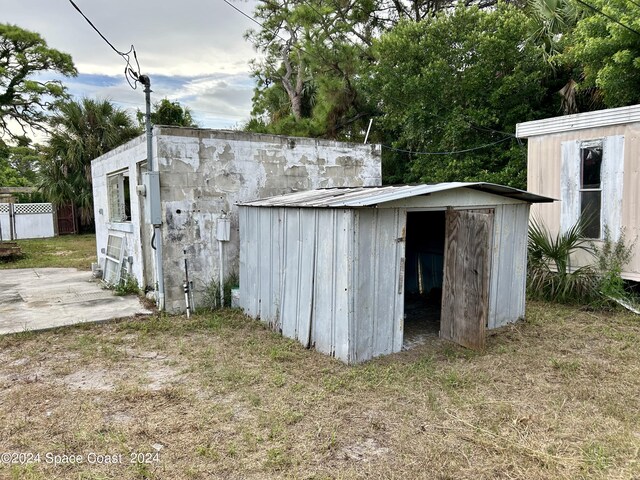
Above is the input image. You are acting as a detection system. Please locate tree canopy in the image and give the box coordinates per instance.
[369,4,556,187]
[559,0,640,108]
[244,0,640,186]
[137,98,197,128]
[0,138,40,187]
[0,24,76,142]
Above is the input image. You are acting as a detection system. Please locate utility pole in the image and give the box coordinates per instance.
[139,74,165,311]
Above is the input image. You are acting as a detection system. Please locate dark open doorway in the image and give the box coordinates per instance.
[403,211,445,350]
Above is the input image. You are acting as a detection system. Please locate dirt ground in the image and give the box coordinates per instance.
[0,303,639,479]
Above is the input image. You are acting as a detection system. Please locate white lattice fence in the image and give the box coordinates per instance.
[14,203,53,214]
[0,203,56,240]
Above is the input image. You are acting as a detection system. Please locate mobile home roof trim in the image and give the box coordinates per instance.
[238,182,554,208]
[516,104,640,138]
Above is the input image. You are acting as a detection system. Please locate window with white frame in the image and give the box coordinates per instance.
[107,170,132,222]
[560,136,624,242]
[579,141,603,239]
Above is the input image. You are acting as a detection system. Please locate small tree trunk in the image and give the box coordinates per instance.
[281,47,304,120]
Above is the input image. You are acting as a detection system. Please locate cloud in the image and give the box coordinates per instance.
[59,72,255,130]
[2,0,261,129]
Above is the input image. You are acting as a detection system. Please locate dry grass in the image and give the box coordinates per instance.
[0,303,639,479]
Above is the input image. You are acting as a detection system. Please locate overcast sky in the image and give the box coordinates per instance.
[2,0,260,131]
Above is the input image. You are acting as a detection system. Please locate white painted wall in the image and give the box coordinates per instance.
[91,135,148,286]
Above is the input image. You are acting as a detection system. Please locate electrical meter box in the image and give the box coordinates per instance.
[216,216,231,241]
[142,171,162,225]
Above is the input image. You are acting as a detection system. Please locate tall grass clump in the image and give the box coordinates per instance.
[592,227,638,309]
[201,271,239,310]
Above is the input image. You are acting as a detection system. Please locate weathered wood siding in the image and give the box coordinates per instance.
[441,209,492,350]
[527,123,640,280]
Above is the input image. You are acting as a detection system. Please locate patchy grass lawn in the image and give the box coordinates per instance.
[0,303,638,479]
[0,234,96,270]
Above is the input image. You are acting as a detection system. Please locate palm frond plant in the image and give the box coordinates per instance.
[527,216,598,303]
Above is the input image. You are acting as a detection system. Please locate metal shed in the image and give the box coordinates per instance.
[238,183,553,363]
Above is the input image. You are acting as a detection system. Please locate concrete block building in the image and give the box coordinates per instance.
[91,126,381,312]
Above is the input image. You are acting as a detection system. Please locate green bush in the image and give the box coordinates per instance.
[114,274,140,296]
[592,227,637,308]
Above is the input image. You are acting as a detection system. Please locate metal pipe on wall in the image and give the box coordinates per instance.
[141,75,165,311]
[217,213,231,308]
[183,249,191,317]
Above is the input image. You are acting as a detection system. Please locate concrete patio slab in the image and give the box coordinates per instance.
[0,268,152,335]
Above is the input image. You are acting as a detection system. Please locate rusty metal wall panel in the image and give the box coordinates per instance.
[311,209,353,360]
[239,206,355,361]
[239,206,260,318]
[279,208,317,347]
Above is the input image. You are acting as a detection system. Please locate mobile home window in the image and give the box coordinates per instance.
[579,141,602,239]
[107,170,132,222]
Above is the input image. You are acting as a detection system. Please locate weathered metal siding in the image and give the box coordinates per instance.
[239,206,355,362]
[488,204,529,328]
[311,209,353,360]
[527,123,640,280]
[351,209,405,362]
[240,188,537,363]
[279,208,317,346]
[239,206,284,323]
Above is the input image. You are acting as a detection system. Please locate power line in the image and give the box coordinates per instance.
[221,0,311,57]
[67,0,142,89]
[381,136,514,156]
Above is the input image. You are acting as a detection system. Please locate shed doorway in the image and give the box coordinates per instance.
[403,209,493,351]
[403,211,445,349]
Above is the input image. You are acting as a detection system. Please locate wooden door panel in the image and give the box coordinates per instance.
[441,209,493,350]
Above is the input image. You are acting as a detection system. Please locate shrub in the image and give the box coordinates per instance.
[114,274,140,296]
[592,227,637,308]
[528,218,639,310]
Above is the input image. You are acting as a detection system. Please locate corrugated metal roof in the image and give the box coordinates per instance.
[516,104,640,138]
[238,182,554,208]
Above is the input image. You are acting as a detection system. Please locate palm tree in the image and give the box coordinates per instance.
[39,98,141,229]
[527,0,578,59]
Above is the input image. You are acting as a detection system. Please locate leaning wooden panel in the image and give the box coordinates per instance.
[441,209,493,350]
